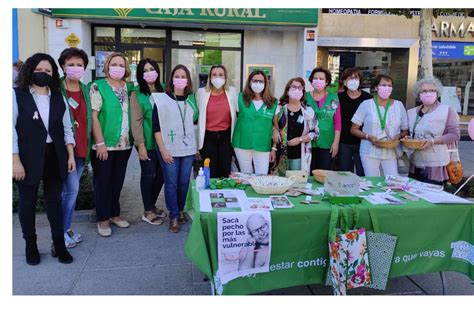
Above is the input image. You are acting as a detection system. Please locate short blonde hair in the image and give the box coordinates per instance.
[205,65,230,92]
[103,52,131,80]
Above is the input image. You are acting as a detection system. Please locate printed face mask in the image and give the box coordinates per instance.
[211,77,225,89]
[109,66,125,80]
[173,78,188,89]
[377,86,393,99]
[66,66,85,81]
[143,70,158,84]
[419,91,437,105]
[288,88,303,101]
[345,79,360,91]
[312,79,326,91]
[32,71,52,87]
[251,82,265,94]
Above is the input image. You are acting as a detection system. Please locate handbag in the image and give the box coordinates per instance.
[326,205,372,295]
[446,141,463,185]
[365,208,398,290]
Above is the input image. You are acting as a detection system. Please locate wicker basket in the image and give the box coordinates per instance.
[401,138,426,150]
[312,169,327,184]
[374,139,400,149]
[248,176,295,195]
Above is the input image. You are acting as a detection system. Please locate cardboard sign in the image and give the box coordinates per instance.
[324,171,359,197]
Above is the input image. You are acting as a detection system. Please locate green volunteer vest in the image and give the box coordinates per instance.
[94,79,134,147]
[185,93,199,122]
[135,87,157,150]
[60,77,93,164]
[306,91,338,149]
[232,93,277,152]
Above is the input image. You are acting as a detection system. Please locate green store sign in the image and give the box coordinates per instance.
[51,8,318,26]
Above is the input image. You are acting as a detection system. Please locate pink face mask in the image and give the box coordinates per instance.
[65,66,85,81]
[377,86,393,99]
[312,79,326,91]
[173,78,188,89]
[419,91,437,105]
[288,88,303,101]
[143,70,158,84]
[109,66,126,80]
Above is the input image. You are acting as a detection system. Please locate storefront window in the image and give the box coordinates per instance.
[94,27,115,43]
[172,30,241,48]
[171,49,241,90]
[94,46,115,77]
[121,28,166,45]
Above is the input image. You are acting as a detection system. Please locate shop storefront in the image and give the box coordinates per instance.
[42,8,318,94]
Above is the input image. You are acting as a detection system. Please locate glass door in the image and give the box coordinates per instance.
[122,48,142,83]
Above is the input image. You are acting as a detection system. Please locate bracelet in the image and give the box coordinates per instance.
[365,133,369,140]
[299,137,303,143]
[272,147,277,151]
[96,142,105,146]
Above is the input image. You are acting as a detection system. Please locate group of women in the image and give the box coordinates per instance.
[12,48,460,266]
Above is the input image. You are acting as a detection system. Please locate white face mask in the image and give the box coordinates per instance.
[211,77,225,89]
[251,82,265,94]
[345,79,360,91]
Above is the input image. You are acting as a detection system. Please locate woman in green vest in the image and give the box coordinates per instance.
[232,70,278,174]
[306,67,341,171]
[58,48,92,248]
[153,64,199,233]
[90,52,134,237]
[130,58,166,226]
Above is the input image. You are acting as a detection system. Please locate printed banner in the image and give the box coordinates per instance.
[217,211,272,284]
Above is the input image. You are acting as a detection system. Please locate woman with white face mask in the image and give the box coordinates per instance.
[197,65,238,178]
[232,70,278,174]
[270,77,318,176]
[406,77,460,185]
[305,67,341,172]
[337,68,372,176]
[350,74,409,177]
[58,48,92,248]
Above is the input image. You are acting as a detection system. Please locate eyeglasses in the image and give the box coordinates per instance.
[290,85,304,91]
[250,222,268,235]
[251,80,264,84]
[420,89,437,94]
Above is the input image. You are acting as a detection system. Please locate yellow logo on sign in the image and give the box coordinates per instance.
[114,8,133,17]
[65,33,80,48]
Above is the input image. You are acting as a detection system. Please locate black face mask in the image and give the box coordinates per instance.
[31,72,52,87]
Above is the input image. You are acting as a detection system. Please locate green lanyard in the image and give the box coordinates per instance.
[373,96,391,131]
[173,94,188,146]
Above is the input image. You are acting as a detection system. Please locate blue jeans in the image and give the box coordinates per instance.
[61,157,86,232]
[339,143,365,176]
[157,152,195,220]
[138,148,164,212]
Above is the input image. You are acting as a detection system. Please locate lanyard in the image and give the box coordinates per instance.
[373,96,391,132]
[173,94,188,146]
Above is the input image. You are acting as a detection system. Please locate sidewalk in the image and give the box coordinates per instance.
[12,142,474,295]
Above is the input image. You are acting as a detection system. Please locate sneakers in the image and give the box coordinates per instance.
[64,232,77,248]
[67,230,83,243]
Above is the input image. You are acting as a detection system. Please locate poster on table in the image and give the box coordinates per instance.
[217,211,272,285]
[199,189,248,213]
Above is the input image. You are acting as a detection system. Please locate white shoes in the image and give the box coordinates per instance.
[97,222,112,237]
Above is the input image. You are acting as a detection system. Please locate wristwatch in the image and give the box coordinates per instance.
[299,137,303,143]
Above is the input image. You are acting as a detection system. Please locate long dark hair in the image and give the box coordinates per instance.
[15,53,61,92]
[279,77,307,106]
[136,58,164,95]
[242,70,276,109]
[165,64,193,95]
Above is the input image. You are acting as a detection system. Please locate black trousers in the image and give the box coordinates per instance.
[91,149,131,221]
[199,128,232,178]
[16,143,64,239]
[138,148,164,212]
[310,147,333,171]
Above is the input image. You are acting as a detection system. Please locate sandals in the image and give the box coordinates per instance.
[152,207,167,218]
[142,212,164,226]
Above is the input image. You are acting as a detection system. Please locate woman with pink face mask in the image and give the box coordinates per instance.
[270,77,318,176]
[90,52,134,237]
[130,59,166,226]
[406,77,460,185]
[305,67,341,172]
[350,74,409,177]
[152,64,199,233]
[58,48,92,247]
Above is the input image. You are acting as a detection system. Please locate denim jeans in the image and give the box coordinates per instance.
[339,143,365,176]
[157,152,195,220]
[138,148,164,212]
[61,157,86,232]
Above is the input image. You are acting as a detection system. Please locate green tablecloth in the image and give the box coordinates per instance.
[184,177,474,295]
